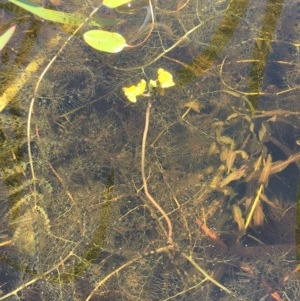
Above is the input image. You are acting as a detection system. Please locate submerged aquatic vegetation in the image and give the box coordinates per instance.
[0,0,299,300]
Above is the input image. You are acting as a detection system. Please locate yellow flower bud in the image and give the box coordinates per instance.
[157,68,175,88]
[122,79,146,103]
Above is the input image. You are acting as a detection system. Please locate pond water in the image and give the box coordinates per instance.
[0,0,299,300]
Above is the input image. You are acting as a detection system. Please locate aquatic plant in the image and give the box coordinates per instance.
[0,1,299,300]
[7,0,137,53]
[0,24,16,51]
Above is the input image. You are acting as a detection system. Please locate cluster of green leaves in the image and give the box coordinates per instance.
[6,0,132,53]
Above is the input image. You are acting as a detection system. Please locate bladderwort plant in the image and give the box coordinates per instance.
[0,0,155,111]
[5,0,153,54]
[0,0,152,210]
[122,68,175,245]
[120,69,235,296]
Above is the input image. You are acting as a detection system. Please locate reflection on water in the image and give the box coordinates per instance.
[0,0,299,300]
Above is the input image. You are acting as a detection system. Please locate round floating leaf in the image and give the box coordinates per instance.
[103,0,132,8]
[83,30,127,53]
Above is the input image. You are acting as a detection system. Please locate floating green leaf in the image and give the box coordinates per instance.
[83,30,127,53]
[8,0,83,25]
[103,0,132,8]
[0,25,16,51]
[7,0,115,27]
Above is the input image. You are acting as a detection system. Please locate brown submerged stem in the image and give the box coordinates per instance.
[141,99,173,245]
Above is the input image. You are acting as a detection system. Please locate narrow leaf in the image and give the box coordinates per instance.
[83,30,127,53]
[8,0,113,27]
[232,205,245,232]
[103,0,132,8]
[258,154,272,185]
[0,25,16,51]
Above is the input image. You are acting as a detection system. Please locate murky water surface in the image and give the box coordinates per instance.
[0,0,299,300]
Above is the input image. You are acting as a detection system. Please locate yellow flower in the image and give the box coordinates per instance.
[149,79,157,88]
[122,79,146,103]
[157,68,175,88]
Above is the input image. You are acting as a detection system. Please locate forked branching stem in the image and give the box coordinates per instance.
[141,99,173,245]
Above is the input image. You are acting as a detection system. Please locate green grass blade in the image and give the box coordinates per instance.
[0,24,16,51]
[8,0,117,27]
[8,0,84,25]
[103,0,132,9]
